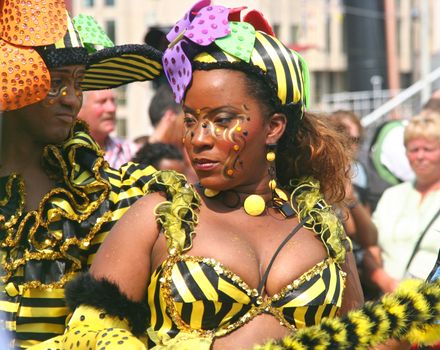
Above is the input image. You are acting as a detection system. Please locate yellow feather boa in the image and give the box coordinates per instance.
[255,279,440,350]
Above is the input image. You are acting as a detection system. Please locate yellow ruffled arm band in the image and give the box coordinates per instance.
[29,273,150,349]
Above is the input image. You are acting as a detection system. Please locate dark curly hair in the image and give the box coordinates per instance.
[241,70,350,204]
[189,62,350,204]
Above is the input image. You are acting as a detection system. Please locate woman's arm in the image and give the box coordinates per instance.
[339,250,365,314]
[90,192,164,302]
[363,246,399,294]
[344,181,378,248]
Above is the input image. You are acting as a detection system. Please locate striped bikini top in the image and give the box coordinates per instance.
[145,172,349,344]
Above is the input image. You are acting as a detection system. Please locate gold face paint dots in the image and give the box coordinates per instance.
[226,169,234,176]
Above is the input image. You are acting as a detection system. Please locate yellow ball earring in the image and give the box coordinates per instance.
[266,150,276,162]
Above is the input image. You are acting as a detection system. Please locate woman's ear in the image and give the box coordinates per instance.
[266,113,287,144]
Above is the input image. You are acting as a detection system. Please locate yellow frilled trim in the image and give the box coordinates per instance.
[149,170,201,253]
[290,177,351,263]
[0,122,113,289]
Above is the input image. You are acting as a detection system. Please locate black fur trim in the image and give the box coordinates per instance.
[65,273,149,336]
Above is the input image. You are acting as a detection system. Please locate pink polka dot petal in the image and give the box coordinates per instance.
[162,42,192,103]
[184,5,230,46]
[166,0,211,43]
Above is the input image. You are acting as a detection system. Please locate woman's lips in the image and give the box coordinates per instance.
[192,159,219,171]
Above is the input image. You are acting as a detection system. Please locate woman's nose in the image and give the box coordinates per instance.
[190,122,214,148]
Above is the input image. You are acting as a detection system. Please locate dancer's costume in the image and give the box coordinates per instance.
[21,0,440,349]
[0,1,162,348]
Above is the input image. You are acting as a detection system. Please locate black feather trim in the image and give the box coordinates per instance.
[64,272,149,336]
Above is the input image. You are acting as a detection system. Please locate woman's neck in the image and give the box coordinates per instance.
[415,177,440,198]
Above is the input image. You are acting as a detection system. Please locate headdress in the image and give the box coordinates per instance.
[0,0,162,111]
[162,0,310,119]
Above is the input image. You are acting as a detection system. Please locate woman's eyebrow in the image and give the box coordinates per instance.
[182,105,242,115]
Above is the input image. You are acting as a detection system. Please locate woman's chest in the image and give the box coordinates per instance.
[151,213,327,295]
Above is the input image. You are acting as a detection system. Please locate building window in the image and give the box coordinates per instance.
[290,24,299,44]
[105,20,116,43]
[105,0,115,6]
[83,0,94,7]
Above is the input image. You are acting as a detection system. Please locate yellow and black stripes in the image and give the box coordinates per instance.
[255,279,440,350]
[274,260,344,329]
[81,44,163,91]
[193,30,308,115]
[0,122,156,348]
[147,255,344,344]
[144,175,348,346]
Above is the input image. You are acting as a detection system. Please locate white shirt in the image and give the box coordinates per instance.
[373,182,440,280]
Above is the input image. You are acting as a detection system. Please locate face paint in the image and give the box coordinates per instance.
[42,66,84,108]
[183,105,250,178]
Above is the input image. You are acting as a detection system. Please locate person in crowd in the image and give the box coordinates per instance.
[365,90,440,212]
[148,84,197,181]
[364,113,440,350]
[148,84,185,147]
[0,2,162,348]
[36,2,364,349]
[365,112,440,294]
[132,142,186,173]
[77,89,139,169]
[365,119,414,211]
[328,110,378,300]
[329,110,368,203]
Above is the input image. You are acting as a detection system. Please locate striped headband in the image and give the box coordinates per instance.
[0,0,162,111]
[163,0,310,117]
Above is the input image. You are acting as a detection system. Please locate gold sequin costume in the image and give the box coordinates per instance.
[144,172,351,349]
[0,122,156,349]
[27,173,351,350]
